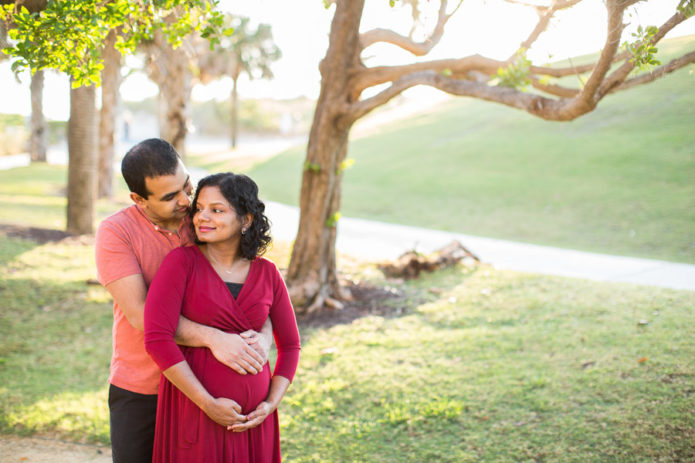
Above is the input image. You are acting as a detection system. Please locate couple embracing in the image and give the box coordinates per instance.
[95,138,300,463]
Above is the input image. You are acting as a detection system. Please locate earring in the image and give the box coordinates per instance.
[241,228,247,235]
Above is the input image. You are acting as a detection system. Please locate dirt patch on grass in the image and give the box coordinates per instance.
[297,281,417,329]
[0,224,94,245]
[0,435,111,463]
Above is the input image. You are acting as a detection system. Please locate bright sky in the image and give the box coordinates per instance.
[1,0,693,120]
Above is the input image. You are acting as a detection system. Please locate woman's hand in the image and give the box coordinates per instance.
[228,401,275,432]
[202,397,247,428]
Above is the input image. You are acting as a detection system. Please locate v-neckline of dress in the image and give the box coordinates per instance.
[194,245,256,307]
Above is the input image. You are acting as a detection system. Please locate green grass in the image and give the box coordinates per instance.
[1,231,693,460]
[0,164,131,230]
[0,235,112,442]
[281,268,694,462]
[230,35,695,263]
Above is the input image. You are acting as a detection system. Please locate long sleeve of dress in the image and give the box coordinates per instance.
[144,248,190,371]
[268,264,301,382]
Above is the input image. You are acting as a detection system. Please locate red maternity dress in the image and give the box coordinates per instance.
[144,245,300,463]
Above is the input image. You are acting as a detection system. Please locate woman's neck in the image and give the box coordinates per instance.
[203,242,242,267]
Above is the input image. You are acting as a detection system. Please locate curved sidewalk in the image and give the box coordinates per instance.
[265,202,695,291]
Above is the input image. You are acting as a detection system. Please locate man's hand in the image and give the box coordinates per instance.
[208,331,265,375]
[240,330,271,365]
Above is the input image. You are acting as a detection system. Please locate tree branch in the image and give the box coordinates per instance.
[570,0,627,111]
[345,71,571,123]
[613,50,695,91]
[512,0,584,61]
[529,77,580,98]
[598,8,691,96]
[359,0,457,55]
[348,50,631,100]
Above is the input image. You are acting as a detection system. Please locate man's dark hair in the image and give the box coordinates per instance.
[121,138,181,198]
[191,172,272,260]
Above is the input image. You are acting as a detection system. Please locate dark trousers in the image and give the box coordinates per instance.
[108,383,158,463]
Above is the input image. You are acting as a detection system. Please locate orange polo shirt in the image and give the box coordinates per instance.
[95,205,195,395]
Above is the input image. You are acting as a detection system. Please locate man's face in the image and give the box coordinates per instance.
[134,161,193,225]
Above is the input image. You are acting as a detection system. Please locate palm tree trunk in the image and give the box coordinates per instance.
[152,34,190,158]
[30,69,47,162]
[98,29,121,199]
[67,84,97,235]
[230,76,239,149]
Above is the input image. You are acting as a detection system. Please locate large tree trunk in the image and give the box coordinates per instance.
[66,84,97,235]
[150,31,191,158]
[29,69,47,162]
[230,75,238,149]
[286,0,365,313]
[98,29,121,199]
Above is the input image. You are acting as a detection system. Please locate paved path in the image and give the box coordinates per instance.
[3,147,693,291]
[264,202,695,291]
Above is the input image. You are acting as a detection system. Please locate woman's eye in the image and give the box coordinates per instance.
[213,208,223,213]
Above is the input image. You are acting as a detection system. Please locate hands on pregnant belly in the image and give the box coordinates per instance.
[186,347,271,426]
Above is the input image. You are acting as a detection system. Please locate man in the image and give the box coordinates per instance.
[95,138,272,463]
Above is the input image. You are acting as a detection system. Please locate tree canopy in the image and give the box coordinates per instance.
[0,0,227,85]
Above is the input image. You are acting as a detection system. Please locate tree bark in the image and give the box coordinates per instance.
[67,84,97,235]
[149,32,191,158]
[98,29,121,199]
[29,69,47,162]
[285,0,365,313]
[231,75,238,149]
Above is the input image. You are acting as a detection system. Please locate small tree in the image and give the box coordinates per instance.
[197,15,281,148]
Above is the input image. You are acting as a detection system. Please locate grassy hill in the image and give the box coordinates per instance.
[242,35,695,264]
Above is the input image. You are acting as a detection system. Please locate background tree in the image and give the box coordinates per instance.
[29,69,46,162]
[286,0,695,312]
[197,15,281,148]
[0,14,45,162]
[98,29,122,199]
[144,24,193,158]
[1,0,226,234]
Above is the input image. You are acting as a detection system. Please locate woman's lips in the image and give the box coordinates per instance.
[197,226,215,232]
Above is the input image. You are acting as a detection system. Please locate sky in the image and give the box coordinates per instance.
[1,0,694,121]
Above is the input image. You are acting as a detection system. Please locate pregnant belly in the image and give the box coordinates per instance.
[183,346,270,414]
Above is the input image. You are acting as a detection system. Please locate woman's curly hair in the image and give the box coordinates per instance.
[190,172,272,260]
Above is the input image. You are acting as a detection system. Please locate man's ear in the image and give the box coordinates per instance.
[130,192,147,207]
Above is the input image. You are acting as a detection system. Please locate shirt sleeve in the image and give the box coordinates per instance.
[268,263,301,382]
[95,219,142,286]
[144,248,190,372]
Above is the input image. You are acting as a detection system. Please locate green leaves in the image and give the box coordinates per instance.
[495,49,531,90]
[2,0,227,85]
[623,25,661,71]
[677,0,695,17]
[325,212,341,228]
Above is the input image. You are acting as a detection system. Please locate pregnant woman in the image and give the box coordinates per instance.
[144,172,300,462]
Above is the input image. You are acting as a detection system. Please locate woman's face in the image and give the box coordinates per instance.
[193,186,245,244]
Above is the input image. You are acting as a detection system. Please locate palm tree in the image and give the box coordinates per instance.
[197,15,281,148]
[29,70,47,162]
[98,29,122,199]
[66,83,97,235]
[144,28,192,158]
[2,22,47,162]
